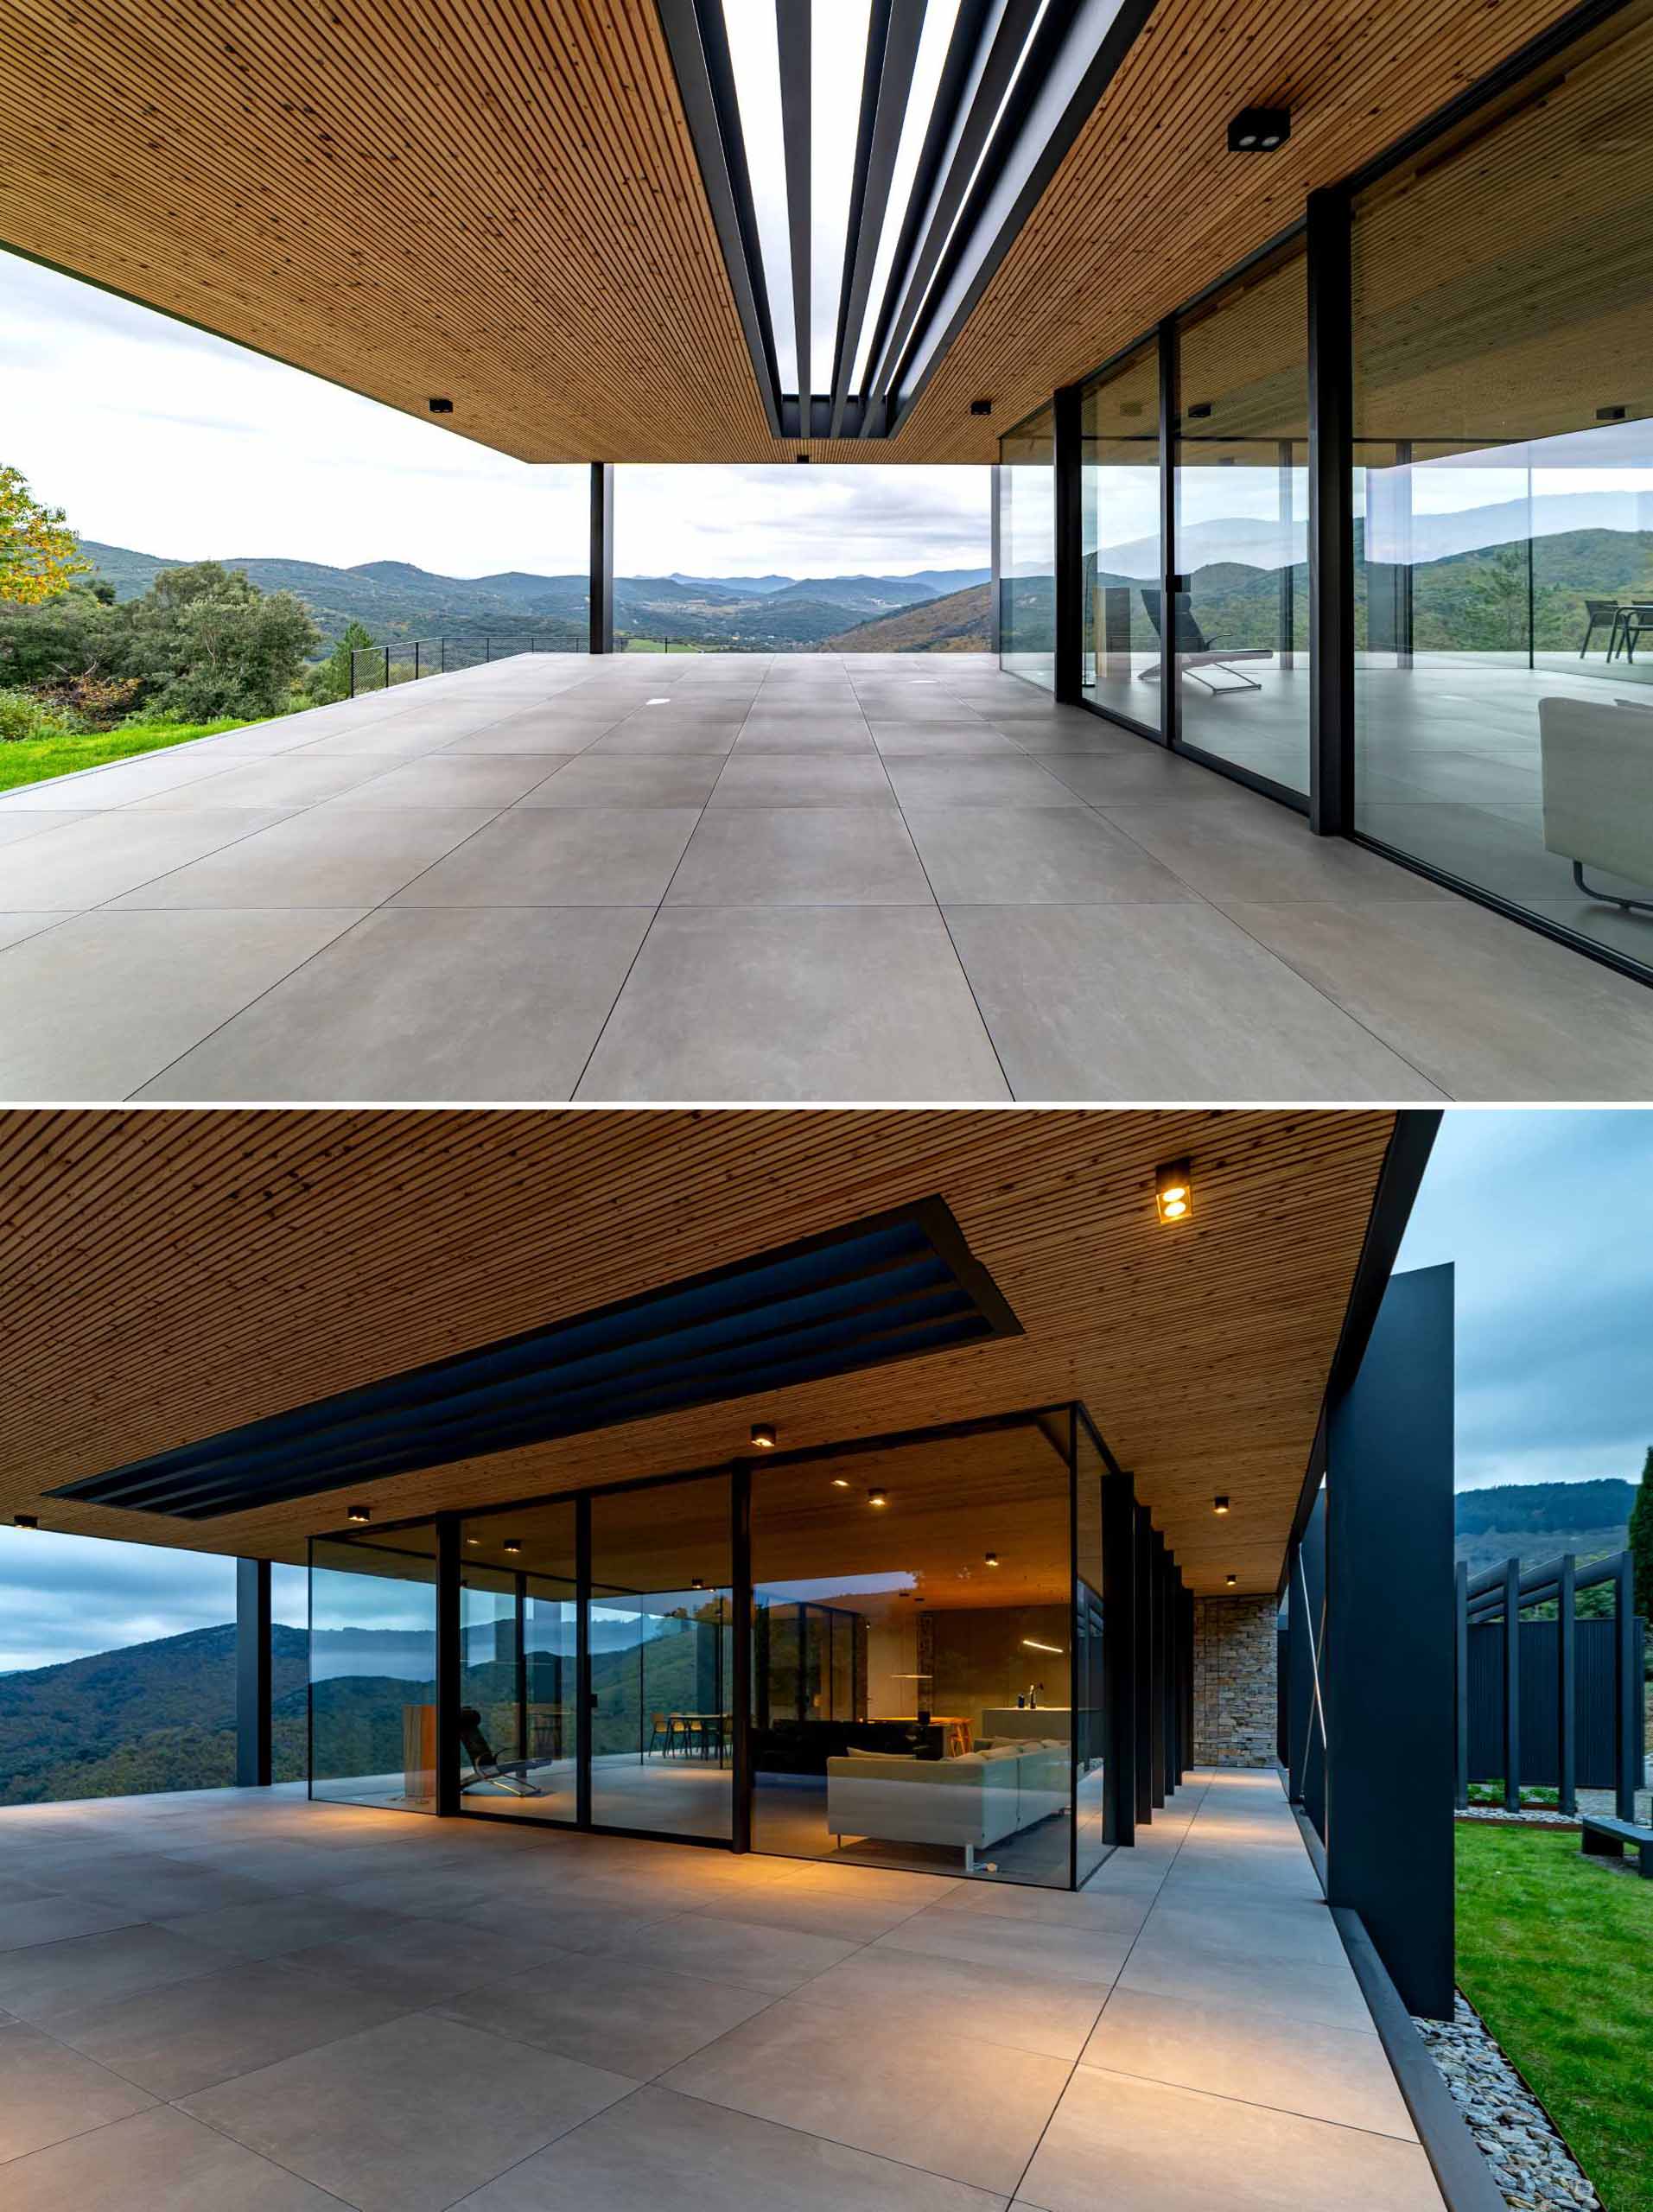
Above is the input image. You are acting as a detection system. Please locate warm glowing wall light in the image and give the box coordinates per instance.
[503,1538,522,1555]
[1213,1496,1230,1516]
[1154,1159,1193,1224]
[1226,1574,1237,1586]
[831,1478,851,1490]
[750,1422,778,1449]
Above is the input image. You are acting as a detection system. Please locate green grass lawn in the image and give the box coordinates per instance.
[0,720,250,793]
[1457,1823,1653,2212]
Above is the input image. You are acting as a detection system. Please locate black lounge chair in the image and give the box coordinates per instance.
[1139,588,1273,694]
[458,1706,545,1797]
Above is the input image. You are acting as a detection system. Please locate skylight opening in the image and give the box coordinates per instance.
[722,0,798,395]
[853,0,961,395]
[810,0,870,396]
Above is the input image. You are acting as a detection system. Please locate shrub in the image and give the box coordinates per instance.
[0,686,74,742]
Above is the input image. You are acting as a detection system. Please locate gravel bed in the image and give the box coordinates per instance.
[1457,1807,1579,1828]
[1414,1993,1600,2211]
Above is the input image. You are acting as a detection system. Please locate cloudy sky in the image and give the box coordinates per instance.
[3,1111,1647,1675]
[0,251,989,582]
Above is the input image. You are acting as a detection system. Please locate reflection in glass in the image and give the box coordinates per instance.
[1174,245,1310,792]
[309,1529,437,1812]
[1351,2,1653,974]
[456,1501,577,1821]
[749,1422,1084,1887]
[999,404,1056,688]
[589,1475,733,1840]
[1082,344,1161,733]
[1074,1420,1108,1884]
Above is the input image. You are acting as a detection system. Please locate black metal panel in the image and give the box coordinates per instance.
[731,1459,753,1853]
[776,0,811,404]
[1326,1262,1455,2020]
[1306,187,1352,836]
[52,1199,1020,1521]
[435,1515,460,1817]
[1052,381,1083,704]
[1558,1553,1577,1815]
[1103,1464,1136,1848]
[1275,1624,1290,1768]
[830,0,925,437]
[235,1557,270,1789]
[1615,1554,1641,1821]
[1465,1620,1631,1790]
[1133,1500,1154,1824]
[1501,1555,1522,1812]
[1288,1495,1327,1839]
[1148,1528,1167,1808]
[589,463,614,656]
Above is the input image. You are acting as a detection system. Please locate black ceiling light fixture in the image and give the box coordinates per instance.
[346,1504,372,1524]
[427,396,454,415]
[14,1513,38,1529]
[1186,401,1213,421]
[984,1550,1000,1567]
[1598,404,1629,422]
[751,1421,778,1450]
[1228,106,1290,152]
[51,1198,1019,1522]
[1154,1160,1193,1225]
[503,1538,522,1556]
[1226,1573,1238,1586]
[1213,1495,1230,1516]
[970,398,992,416]
[868,1488,889,1509]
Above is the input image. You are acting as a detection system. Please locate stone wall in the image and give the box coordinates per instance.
[1193,1596,1278,1767]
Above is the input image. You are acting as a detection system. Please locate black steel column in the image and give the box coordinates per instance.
[1103,1468,1136,1847]
[1501,1554,1522,1813]
[1557,1553,1576,1817]
[1157,317,1180,752]
[1160,1550,1179,1793]
[514,1569,529,1766]
[1307,186,1353,836]
[989,462,1003,659]
[1052,383,1083,703]
[235,1558,271,1789]
[1149,1529,1167,1808]
[731,1460,753,1853]
[588,462,614,655]
[435,1516,461,1816]
[1326,1262,1455,2019]
[1453,1560,1470,1810]
[1615,1551,1638,1821]
[575,1492,593,1827]
[1133,1501,1154,1824]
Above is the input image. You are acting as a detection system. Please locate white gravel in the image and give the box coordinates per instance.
[1413,1993,1600,2211]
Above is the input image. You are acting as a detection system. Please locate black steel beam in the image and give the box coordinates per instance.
[776,0,811,406]
[1615,1551,1639,1821]
[1052,381,1083,703]
[589,463,614,656]
[1158,317,1180,750]
[731,1459,753,1853]
[830,0,925,437]
[1501,1554,1522,1813]
[1307,185,1353,836]
[1325,1262,1456,2019]
[436,1515,461,1816]
[235,1557,271,1789]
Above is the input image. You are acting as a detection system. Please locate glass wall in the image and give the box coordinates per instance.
[1082,343,1162,733]
[749,1421,1084,1887]
[1174,244,1310,793]
[455,1500,577,1821]
[1352,2,1653,974]
[309,1527,438,1811]
[999,404,1057,687]
[1074,1416,1109,1883]
[589,1473,733,1840]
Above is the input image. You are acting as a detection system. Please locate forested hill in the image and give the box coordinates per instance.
[1453,1478,1638,1578]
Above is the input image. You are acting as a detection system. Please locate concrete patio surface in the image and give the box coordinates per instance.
[0,1768,1443,2210]
[3,651,1650,1101]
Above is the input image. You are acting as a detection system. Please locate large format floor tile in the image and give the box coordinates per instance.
[0,2103,345,2211]
[112,805,494,908]
[180,2012,633,2212]
[0,2020,156,2159]
[436,1952,772,2077]
[668,807,931,904]
[458,2083,1009,2212]
[390,805,699,906]
[904,805,1192,904]
[519,754,724,806]
[137,906,651,1102]
[0,807,296,906]
[576,906,1009,1100]
[707,754,897,806]
[0,1923,230,2024]
[796,1942,1108,2062]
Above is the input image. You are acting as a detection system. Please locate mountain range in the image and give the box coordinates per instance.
[1453,1478,1637,1580]
[81,542,990,654]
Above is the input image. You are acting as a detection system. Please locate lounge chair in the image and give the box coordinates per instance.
[458,1705,545,1796]
[1139,588,1273,693]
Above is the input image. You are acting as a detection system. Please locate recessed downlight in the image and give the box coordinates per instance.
[346,1504,372,1524]
[751,1421,778,1450]
[867,1488,888,1508]
[503,1538,522,1555]
[1155,1160,1193,1224]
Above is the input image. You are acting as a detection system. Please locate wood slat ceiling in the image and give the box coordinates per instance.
[0,0,1586,464]
[0,1109,1397,1595]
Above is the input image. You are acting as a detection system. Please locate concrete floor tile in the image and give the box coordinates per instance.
[1101,788,1453,903]
[124,755,403,805]
[590,1910,858,1994]
[877,1907,1128,1988]
[668,806,931,904]
[0,811,89,845]
[735,712,872,750]
[0,1923,231,2024]
[707,754,898,806]
[390,805,698,906]
[436,1952,772,2076]
[576,906,1009,1101]
[885,759,1081,807]
[1037,747,1268,800]
[0,908,364,1101]
[518,754,723,805]
[0,2020,156,2158]
[180,2012,633,2212]
[1016,2064,1440,2212]
[1082,1986,1416,2137]
[904,805,1193,904]
[0,912,72,955]
[943,904,1445,1101]
[0,807,298,907]
[137,905,650,1102]
[0,1895,145,1952]
[156,1893,415,1961]
[458,2082,1010,2211]
[315,753,561,807]
[661,1994,1071,2196]
[1119,1939,1376,2035]
[282,1916,559,2006]
[111,805,495,908]
[870,721,1028,756]
[0,2103,344,2210]
[589,720,743,754]
[798,1942,1107,2061]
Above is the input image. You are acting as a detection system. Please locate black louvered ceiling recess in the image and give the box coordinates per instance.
[50,1198,1021,1521]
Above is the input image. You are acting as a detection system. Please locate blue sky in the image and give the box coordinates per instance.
[0,250,989,581]
[2,1111,1647,1674]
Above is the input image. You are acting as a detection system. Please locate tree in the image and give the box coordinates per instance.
[0,465,92,604]
[1629,1448,1653,1625]
[306,619,376,704]
[124,561,319,719]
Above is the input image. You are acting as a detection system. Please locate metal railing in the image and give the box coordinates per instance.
[346,635,562,698]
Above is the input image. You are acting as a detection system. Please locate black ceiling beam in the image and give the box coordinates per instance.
[830,0,925,438]
[887,0,1160,436]
[776,0,811,406]
[861,0,1037,425]
[657,0,783,436]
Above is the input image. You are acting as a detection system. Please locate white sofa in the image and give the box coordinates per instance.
[825,1738,1070,1872]
[1538,695,1653,912]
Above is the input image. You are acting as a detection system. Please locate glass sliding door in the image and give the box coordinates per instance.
[1174,242,1310,795]
[309,1527,438,1812]
[1082,342,1162,734]
[1073,1417,1111,1884]
[749,1420,1077,1886]
[999,404,1057,687]
[1351,0,1653,976]
[455,1500,577,1821]
[588,1473,733,1840]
